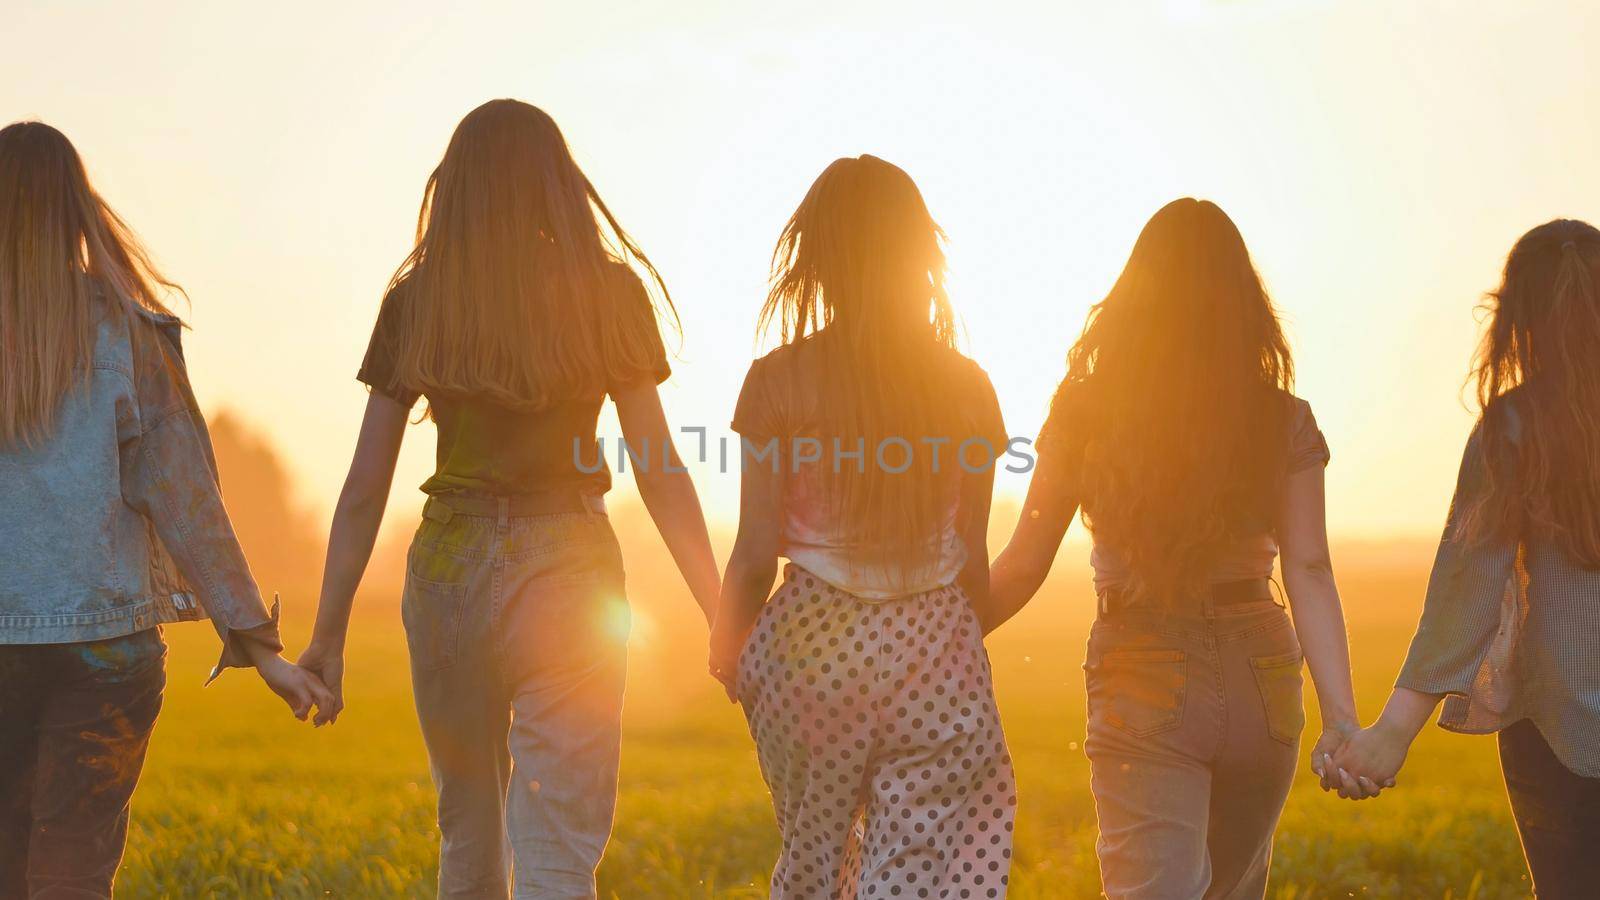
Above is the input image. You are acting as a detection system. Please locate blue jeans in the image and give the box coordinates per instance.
[1499,718,1600,899]
[404,499,629,900]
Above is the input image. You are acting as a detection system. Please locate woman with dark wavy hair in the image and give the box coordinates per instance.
[984,199,1362,899]
[1337,219,1600,897]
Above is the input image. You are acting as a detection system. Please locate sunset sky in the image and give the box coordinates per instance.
[5,0,1597,541]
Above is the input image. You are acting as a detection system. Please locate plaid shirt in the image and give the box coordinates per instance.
[1397,419,1600,777]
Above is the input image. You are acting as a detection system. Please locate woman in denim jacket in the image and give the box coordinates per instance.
[0,121,332,898]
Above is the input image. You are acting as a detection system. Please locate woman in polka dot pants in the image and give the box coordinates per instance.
[735,566,1016,899]
[710,156,1017,898]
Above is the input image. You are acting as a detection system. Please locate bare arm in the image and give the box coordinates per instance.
[1328,686,1443,800]
[122,324,331,719]
[985,451,1078,634]
[1333,426,1506,797]
[298,393,409,722]
[613,383,721,625]
[708,454,783,699]
[955,453,999,617]
[1276,462,1364,789]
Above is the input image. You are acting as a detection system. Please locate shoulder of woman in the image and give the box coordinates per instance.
[1273,390,1316,429]
[380,274,416,310]
[125,302,186,363]
[747,341,801,381]
[1482,390,1525,432]
[603,261,648,299]
[925,345,995,392]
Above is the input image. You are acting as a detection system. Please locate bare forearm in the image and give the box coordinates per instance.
[985,544,1049,634]
[311,489,387,647]
[718,553,778,634]
[1375,687,1443,741]
[636,466,721,623]
[956,523,991,611]
[241,638,287,668]
[1284,566,1359,727]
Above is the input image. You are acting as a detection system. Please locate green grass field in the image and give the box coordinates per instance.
[117,554,1531,899]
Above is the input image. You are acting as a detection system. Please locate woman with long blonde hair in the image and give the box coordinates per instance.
[984,199,1362,898]
[710,155,1015,898]
[297,99,720,898]
[1337,220,1600,896]
[0,121,330,896]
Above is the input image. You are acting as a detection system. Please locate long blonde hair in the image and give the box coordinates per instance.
[761,155,979,583]
[0,121,178,447]
[385,99,674,408]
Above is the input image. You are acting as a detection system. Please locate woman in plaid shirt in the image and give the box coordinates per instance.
[1336,219,1600,898]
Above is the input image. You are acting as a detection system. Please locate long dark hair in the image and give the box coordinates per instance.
[1464,218,1600,563]
[1048,198,1295,602]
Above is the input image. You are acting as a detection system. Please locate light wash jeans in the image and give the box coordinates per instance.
[1084,589,1304,900]
[403,497,628,900]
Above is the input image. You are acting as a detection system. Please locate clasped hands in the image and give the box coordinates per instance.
[1310,719,1408,801]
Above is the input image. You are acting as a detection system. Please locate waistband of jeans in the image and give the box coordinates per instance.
[421,491,606,524]
[1096,577,1278,618]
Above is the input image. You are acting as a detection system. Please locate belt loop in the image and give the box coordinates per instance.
[585,494,606,516]
[497,496,509,528]
[422,497,454,524]
[1203,588,1216,623]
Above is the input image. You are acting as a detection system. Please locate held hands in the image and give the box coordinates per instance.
[296,638,347,726]
[707,616,747,704]
[252,650,337,724]
[1307,720,1360,790]
[1309,719,1402,800]
[1311,688,1437,801]
[1326,720,1411,799]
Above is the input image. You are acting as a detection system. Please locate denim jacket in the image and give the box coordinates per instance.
[0,296,283,679]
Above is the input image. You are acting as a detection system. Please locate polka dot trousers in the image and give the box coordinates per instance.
[736,565,1017,899]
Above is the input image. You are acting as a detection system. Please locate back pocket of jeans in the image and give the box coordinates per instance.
[1089,648,1187,738]
[1250,650,1305,746]
[402,573,467,671]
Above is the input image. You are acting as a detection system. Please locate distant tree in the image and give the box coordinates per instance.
[206,409,324,610]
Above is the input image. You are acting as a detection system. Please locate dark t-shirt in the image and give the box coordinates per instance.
[730,335,1006,449]
[1035,390,1330,589]
[357,267,670,498]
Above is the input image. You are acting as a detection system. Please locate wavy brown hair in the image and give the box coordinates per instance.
[1463,219,1600,563]
[385,99,674,409]
[761,155,981,585]
[0,121,178,447]
[1047,198,1294,603]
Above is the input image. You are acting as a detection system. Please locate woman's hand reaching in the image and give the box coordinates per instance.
[1319,687,1440,800]
[1328,721,1410,800]
[297,638,347,726]
[1312,719,1396,800]
[1308,720,1360,791]
[249,648,337,724]
[708,615,747,703]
